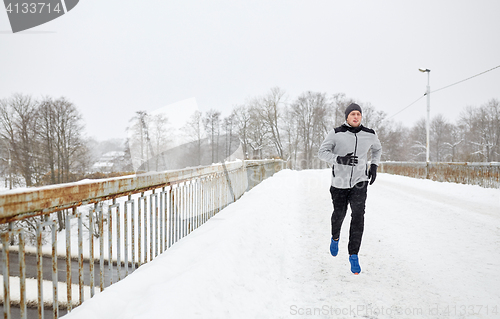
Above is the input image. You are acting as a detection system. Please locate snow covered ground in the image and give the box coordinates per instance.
[62,169,500,319]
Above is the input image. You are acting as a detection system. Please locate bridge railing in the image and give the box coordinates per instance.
[0,159,286,319]
[379,161,500,188]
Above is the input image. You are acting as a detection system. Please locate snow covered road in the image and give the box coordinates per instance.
[63,170,500,319]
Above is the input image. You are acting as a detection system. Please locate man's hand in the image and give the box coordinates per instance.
[368,164,378,185]
[336,152,358,166]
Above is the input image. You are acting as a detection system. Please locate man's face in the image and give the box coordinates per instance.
[347,111,362,127]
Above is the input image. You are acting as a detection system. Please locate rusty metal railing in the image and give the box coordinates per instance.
[0,159,286,319]
[379,161,500,188]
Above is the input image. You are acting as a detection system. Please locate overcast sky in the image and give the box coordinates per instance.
[1,0,499,141]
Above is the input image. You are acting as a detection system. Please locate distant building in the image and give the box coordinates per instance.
[91,151,126,173]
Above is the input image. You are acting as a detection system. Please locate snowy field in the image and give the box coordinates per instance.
[62,169,500,319]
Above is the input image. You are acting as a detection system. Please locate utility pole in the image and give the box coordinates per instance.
[419,68,431,178]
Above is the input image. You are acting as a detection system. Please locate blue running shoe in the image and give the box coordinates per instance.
[349,255,361,274]
[330,238,339,256]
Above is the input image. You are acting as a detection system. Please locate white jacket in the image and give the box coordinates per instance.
[318,123,382,189]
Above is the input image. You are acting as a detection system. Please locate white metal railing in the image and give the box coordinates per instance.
[379,161,500,188]
[0,159,286,319]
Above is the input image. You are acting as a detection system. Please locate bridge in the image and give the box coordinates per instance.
[0,160,285,319]
[1,161,499,318]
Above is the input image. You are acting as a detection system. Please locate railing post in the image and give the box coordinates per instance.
[124,197,130,277]
[143,195,148,264]
[130,196,136,272]
[99,206,104,292]
[52,220,58,319]
[19,230,27,319]
[107,204,113,287]
[89,204,95,298]
[2,230,10,319]
[36,221,44,319]
[77,211,84,305]
[66,216,73,312]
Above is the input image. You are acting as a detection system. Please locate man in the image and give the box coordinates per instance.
[318,103,382,274]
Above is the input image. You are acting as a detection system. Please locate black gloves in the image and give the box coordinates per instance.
[336,153,378,185]
[336,152,358,166]
[368,164,378,185]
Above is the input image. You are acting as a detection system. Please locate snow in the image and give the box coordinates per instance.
[0,275,98,308]
[62,170,500,319]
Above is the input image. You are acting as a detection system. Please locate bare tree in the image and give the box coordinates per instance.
[128,111,152,171]
[203,109,221,163]
[378,122,409,161]
[291,91,329,169]
[281,105,300,165]
[443,124,463,162]
[247,105,268,159]
[38,97,57,184]
[481,99,500,161]
[37,96,86,185]
[359,102,387,134]
[222,114,237,159]
[251,87,286,158]
[184,110,205,165]
[408,118,427,161]
[8,93,39,186]
[232,105,251,159]
[430,114,453,162]
[458,99,500,162]
[0,98,16,188]
[330,93,355,127]
[151,114,170,170]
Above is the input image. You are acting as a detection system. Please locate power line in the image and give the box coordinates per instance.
[386,95,425,120]
[430,64,500,94]
[387,64,500,120]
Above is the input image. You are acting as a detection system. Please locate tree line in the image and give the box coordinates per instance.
[0,93,90,189]
[1,90,499,189]
[160,87,498,169]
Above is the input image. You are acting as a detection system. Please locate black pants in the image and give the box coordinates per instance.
[330,181,368,255]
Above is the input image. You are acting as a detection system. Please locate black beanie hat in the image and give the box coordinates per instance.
[345,103,362,120]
